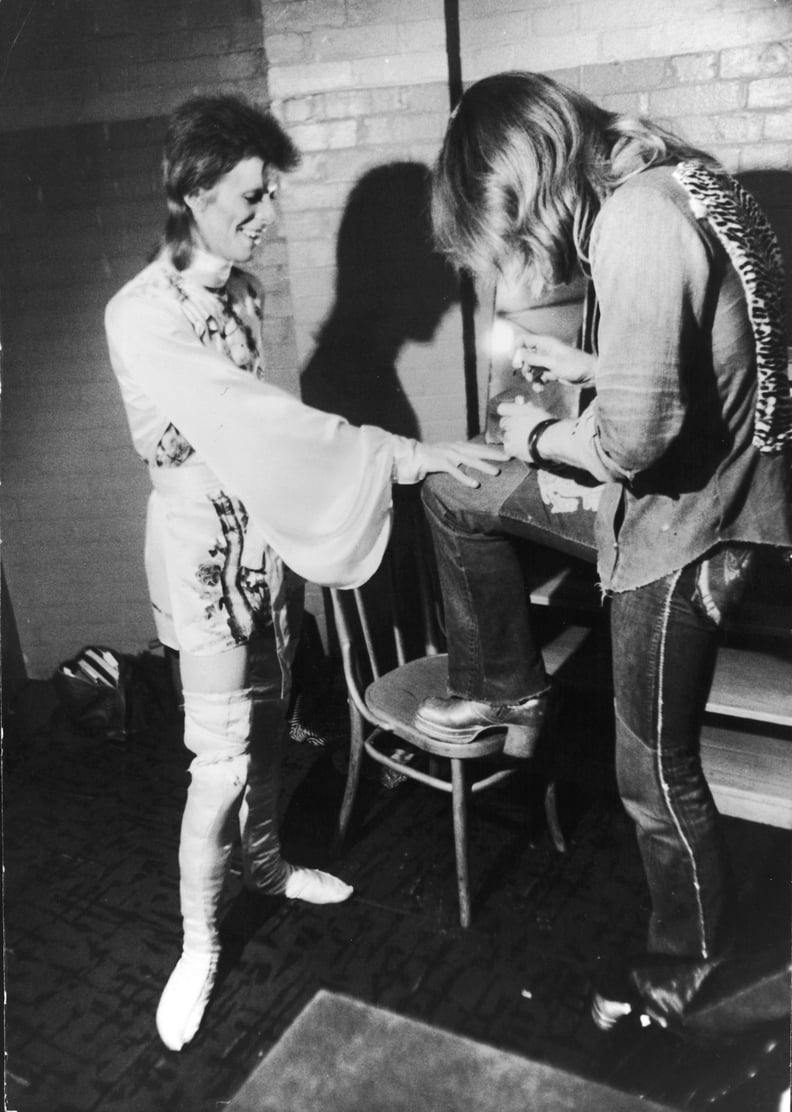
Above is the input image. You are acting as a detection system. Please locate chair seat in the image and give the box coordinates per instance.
[365,654,510,760]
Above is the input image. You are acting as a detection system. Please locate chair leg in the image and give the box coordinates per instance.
[336,702,365,844]
[450,759,472,928]
[544,779,566,854]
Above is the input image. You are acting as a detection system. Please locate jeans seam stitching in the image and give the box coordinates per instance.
[655,566,710,960]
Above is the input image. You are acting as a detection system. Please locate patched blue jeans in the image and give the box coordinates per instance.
[422,459,756,962]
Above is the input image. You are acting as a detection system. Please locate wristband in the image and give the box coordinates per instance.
[526,418,559,466]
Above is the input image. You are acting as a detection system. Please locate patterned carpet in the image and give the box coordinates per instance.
[4,654,790,1112]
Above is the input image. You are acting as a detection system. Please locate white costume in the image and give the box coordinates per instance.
[106,248,425,1049]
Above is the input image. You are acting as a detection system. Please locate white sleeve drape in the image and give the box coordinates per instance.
[106,291,419,589]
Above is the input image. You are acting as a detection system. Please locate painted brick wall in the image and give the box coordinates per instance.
[0,1,298,678]
[263,0,467,445]
[458,0,792,172]
[265,0,792,457]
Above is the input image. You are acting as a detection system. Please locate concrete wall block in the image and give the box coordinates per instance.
[143,24,253,61]
[580,57,669,95]
[408,141,449,167]
[288,267,337,305]
[763,108,792,140]
[289,151,329,183]
[229,17,267,50]
[84,32,143,67]
[3,408,128,449]
[280,179,353,210]
[362,112,446,147]
[216,48,268,84]
[548,67,583,90]
[669,52,719,84]
[17,337,116,375]
[287,237,337,270]
[403,83,450,114]
[11,63,103,105]
[307,23,401,61]
[532,5,579,36]
[346,0,446,26]
[747,74,792,108]
[602,10,792,63]
[253,238,290,269]
[461,13,528,51]
[266,33,306,65]
[579,0,665,32]
[262,284,300,318]
[280,95,324,123]
[459,0,555,16]
[268,61,353,98]
[513,33,601,71]
[81,0,131,34]
[265,0,346,34]
[262,315,299,348]
[319,148,392,185]
[597,90,649,116]
[599,28,655,64]
[676,111,767,145]
[283,209,342,241]
[649,80,745,116]
[739,141,792,169]
[351,52,447,87]
[720,40,791,79]
[456,43,519,83]
[398,20,448,53]
[287,118,358,152]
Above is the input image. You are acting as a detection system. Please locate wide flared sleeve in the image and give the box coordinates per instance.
[105,288,415,589]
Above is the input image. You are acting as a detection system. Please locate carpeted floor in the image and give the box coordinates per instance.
[4,651,790,1112]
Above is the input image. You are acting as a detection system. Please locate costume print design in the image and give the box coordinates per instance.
[195,493,272,644]
[155,275,266,468]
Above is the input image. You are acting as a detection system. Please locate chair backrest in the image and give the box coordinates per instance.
[330,496,443,720]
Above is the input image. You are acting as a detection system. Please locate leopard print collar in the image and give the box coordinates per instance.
[674,162,792,453]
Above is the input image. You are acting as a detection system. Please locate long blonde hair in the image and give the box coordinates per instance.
[431,71,716,288]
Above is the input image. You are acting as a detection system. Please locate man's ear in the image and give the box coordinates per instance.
[184,190,208,215]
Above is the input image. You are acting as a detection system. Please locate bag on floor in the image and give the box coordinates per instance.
[53,646,130,742]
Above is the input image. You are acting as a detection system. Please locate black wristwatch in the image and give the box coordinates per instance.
[526,418,559,466]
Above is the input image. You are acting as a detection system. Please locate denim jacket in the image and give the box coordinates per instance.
[568,165,792,592]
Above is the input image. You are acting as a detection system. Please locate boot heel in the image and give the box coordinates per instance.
[502,724,537,759]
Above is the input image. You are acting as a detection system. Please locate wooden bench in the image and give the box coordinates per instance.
[525,551,792,830]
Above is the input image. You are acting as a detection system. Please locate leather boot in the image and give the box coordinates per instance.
[415,690,549,758]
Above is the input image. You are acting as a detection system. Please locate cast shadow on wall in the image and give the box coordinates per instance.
[300,161,460,438]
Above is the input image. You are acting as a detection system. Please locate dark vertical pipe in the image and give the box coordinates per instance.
[443,0,480,438]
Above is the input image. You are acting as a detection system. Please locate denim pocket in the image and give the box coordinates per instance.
[690,543,755,625]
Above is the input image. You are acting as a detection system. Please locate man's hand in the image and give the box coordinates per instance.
[513,332,596,388]
[496,397,554,462]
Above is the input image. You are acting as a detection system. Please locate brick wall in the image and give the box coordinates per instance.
[264,0,466,445]
[456,0,792,173]
[2,0,790,678]
[265,0,792,451]
[458,0,792,89]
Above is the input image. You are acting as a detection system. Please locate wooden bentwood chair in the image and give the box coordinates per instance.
[329,507,589,927]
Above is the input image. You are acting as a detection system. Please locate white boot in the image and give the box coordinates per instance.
[239,688,353,906]
[156,689,250,1052]
[284,867,353,904]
